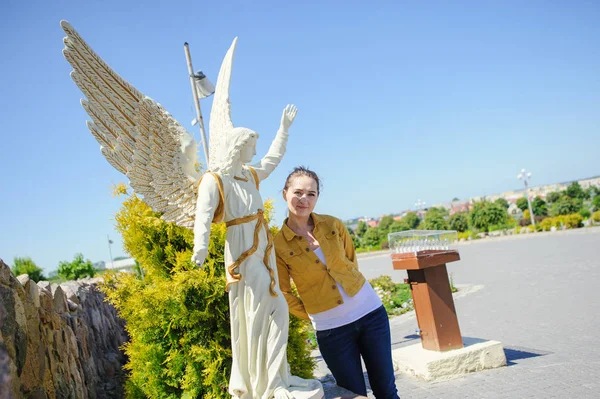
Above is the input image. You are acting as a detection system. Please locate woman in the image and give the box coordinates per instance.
[274,167,400,399]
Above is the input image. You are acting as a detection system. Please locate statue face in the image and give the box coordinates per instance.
[284,175,319,218]
[240,136,257,164]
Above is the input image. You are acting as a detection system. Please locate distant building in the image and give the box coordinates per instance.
[93,261,106,271]
[104,258,137,272]
[579,177,600,190]
[346,222,358,232]
[449,200,470,215]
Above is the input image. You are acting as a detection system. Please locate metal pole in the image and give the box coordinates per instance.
[107,235,114,268]
[184,42,210,166]
[524,180,536,226]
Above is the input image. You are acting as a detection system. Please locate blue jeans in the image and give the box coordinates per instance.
[316,305,400,398]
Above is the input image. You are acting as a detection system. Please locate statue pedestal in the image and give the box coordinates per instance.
[287,380,324,399]
[392,337,506,382]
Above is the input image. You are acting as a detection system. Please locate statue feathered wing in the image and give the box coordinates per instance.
[208,37,237,171]
[61,20,200,229]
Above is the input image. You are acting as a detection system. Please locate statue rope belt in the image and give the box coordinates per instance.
[199,168,277,296]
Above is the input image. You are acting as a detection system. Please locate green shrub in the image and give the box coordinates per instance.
[11,257,45,282]
[592,211,600,223]
[422,207,449,230]
[356,243,382,253]
[539,217,559,231]
[58,253,96,280]
[369,276,411,316]
[593,196,600,211]
[546,191,561,203]
[489,217,518,232]
[101,192,314,398]
[537,214,583,231]
[550,197,582,216]
[469,201,508,232]
[561,214,583,229]
[449,212,469,233]
[457,231,471,240]
[579,208,591,219]
[532,197,548,216]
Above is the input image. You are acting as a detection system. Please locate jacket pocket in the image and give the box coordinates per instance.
[280,249,308,279]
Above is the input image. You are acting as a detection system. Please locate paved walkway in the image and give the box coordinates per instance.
[320,227,600,398]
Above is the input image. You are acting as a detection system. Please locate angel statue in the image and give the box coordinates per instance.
[60,21,323,399]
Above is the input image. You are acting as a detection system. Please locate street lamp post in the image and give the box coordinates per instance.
[107,235,114,268]
[415,199,426,220]
[184,42,215,168]
[517,169,536,227]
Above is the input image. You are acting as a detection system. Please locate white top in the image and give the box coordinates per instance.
[308,247,383,331]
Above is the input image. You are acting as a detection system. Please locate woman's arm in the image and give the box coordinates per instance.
[338,219,360,269]
[276,252,310,320]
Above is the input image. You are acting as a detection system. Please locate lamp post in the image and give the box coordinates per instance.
[517,169,536,226]
[415,199,426,210]
[107,235,114,268]
[184,42,215,168]
[415,199,426,220]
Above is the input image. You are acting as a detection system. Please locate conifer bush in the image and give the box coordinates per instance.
[101,187,315,398]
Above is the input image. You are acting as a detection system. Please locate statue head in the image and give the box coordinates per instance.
[239,133,257,164]
[213,127,258,174]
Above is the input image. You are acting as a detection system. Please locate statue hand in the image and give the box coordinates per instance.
[191,248,208,268]
[280,104,298,132]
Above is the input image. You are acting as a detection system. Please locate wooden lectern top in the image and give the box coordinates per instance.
[391,249,460,270]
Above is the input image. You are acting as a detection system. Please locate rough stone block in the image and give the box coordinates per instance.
[392,337,507,382]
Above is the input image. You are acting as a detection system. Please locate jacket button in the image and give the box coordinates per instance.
[315,259,320,264]
[337,300,342,304]
[289,251,294,255]
[305,248,309,252]
[332,285,336,289]
[332,231,336,234]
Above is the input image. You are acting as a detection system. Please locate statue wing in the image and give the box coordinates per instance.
[208,37,237,170]
[61,20,200,229]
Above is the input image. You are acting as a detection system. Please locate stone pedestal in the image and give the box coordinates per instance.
[392,337,507,382]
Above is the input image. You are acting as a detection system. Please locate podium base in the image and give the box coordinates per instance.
[392,337,507,382]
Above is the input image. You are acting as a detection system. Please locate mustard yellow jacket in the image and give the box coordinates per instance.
[274,213,366,320]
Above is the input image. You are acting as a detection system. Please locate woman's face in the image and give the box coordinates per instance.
[284,175,319,218]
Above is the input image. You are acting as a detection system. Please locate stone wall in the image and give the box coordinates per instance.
[0,259,128,398]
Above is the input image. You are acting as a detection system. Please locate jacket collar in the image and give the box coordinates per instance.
[281,212,326,241]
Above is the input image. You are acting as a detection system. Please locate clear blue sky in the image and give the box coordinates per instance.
[1,0,599,273]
